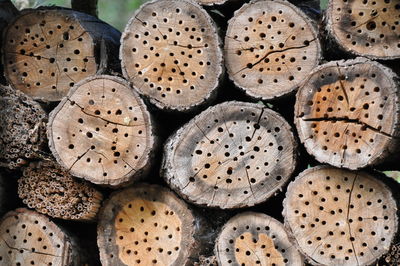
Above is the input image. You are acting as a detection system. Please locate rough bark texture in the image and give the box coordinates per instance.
[215,212,303,265]
[0,85,48,169]
[224,0,321,100]
[326,0,400,60]
[120,0,223,112]
[295,58,400,170]
[2,7,121,102]
[97,183,212,266]
[47,75,156,187]
[162,101,298,209]
[18,160,103,221]
[0,208,81,265]
[283,166,398,266]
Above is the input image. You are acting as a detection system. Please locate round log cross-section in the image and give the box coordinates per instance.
[295,58,400,170]
[18,160,103,221]
[326,0,400,60]
[120,0,223,112]
[97,184,207,266]
[0,208,79,265]
[215,212,303,265]
[3,8,120,102]
[0,85,47,169]
[48,75,155,187]
[224,0,321,100]
[162,101,298,209]
[283,166,398,266]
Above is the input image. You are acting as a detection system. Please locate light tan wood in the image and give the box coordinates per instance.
[18,160,103,221]
[327,0,400,59]
[0,208,77,265]
[162,101,298,209]
[97,183,208,266]
[3,8,120,102]
[0,85,47,169]
[121,0,223,112]
[224,0,321,100]
[295,58,400,170]
[215,212,303,265]
[47,75,156,187]
[283,166,398,266]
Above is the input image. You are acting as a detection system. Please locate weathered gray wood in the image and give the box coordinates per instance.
[162,101,298,209]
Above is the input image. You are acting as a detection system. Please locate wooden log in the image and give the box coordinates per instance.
[0,208,81,265]
[295,58,400,170]
[215,212,303,265]
[0,0,19,85]
[224,0,321,100]
[283,166,398,266]
[162,101,298,209]
[120,0,223,112]
[18,160,103,221]
[47,75,156,187]
[2,8,121,102]
[0,85,48,169]
[326,0,400,60]
[71,0,98,18]
[97,183,211,266]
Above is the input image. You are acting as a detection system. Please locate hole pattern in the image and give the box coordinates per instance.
[224,0,320,99]
[0,85,47,169]
[216,212,302,266]
[121,0,222,110]
[330,0,400,58]
[164,102,297,209]
[18,160,102,221]
[3,9,98,101]
[295,59,398,169]
[98,184,196,265]
[284,166,398,266]
[0,208,73,266]
[48,76,153,187]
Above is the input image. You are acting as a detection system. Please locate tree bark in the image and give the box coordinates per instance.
[47,75,157,187]
[162,101,298,209]
[120,0,223,112]
[283,166,398,266]
[97,183,213,266]
[295,58,400,170]
[2,7,120,102]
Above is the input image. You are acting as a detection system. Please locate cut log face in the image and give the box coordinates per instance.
[48,75,155,187]
[97,184,199,266]
[18,160,103,221]
[215,212,303,265]
[327,0,400,59]
[0,85,47,169]
[3,8,120,102]
[121,0,223,112]
[224,0,321,100]
[295,58,400,170]
[0,208,75,265]
[283,166,398,266]
[162,101,297,209]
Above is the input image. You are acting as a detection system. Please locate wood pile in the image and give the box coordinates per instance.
[0,0,399,265]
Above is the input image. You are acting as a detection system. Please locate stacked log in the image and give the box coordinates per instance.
[0,0,399,265]
[162,101,298,209]
[2,8,120,102]
[120,0,223,112]
[97,183,212,265]
[0,208,82,265]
